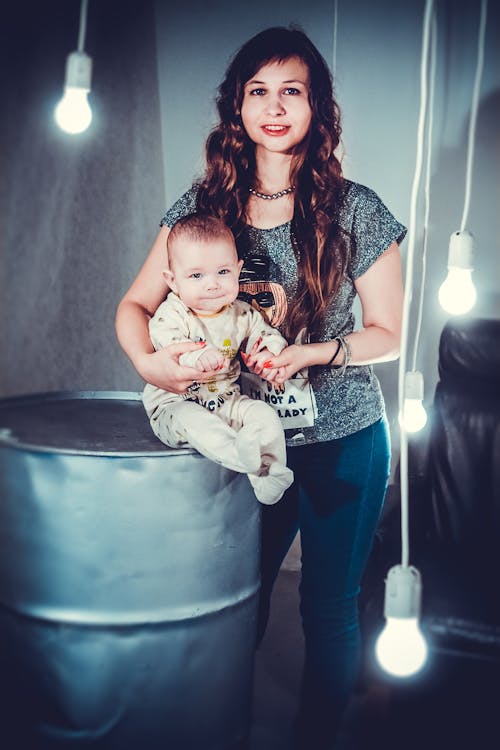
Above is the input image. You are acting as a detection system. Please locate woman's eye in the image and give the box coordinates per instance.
[249,88,266,96]
[284,87,300,95]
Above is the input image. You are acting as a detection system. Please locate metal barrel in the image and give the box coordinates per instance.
[0,392,261,749]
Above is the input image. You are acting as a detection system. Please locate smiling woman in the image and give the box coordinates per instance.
[115,25,405,750]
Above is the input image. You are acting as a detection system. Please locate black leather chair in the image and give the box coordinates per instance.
[358,317,500,750]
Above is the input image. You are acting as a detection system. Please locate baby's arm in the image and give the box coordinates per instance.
[149,298,215,369]
[244,308,288,357]
[242,307,289,381]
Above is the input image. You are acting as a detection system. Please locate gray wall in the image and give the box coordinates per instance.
[1,0,499,446]
[0,0,163,396]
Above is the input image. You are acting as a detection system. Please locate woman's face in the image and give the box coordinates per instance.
[240,56,312,157]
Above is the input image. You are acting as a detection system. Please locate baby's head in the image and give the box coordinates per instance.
[164,214,243,315]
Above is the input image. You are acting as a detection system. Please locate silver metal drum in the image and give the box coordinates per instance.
[0,392,261,749]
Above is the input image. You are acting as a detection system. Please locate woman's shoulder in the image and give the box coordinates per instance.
[340,178,382,209]
[159,185,199,228]
[339,178,405,232]
[340,178,407,277]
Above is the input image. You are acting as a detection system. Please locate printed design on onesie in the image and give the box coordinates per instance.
[221,338,238,359]
[238,255,287,328]
[187,390,233,412]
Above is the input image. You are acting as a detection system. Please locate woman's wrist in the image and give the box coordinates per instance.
[305,338,353,369]
[326,338,342,366]
[302,341,342,367]
[328,336,352,375]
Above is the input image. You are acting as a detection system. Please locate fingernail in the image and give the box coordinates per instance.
[196,340,206,346]
[263,361,272,368]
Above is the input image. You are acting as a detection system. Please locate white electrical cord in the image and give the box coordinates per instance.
[460,0,488,231]
[398,0,434,568]
[411,9,437,373]
[77,0,89,53]
[332,0,338,81]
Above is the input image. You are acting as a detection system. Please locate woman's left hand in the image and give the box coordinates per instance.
[249,344,311,384]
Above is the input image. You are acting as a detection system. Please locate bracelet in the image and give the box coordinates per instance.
[326,338,342,366]
[330,335,352,377]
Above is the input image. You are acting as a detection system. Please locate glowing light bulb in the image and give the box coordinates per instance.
[399,371,427,433]
[55,88,92,134]
[438,231,476,315]
[376,617,428,677]
[54,51,92,135]
[375,565,428,678]
[401,400,428,433]
[438,268,477,315]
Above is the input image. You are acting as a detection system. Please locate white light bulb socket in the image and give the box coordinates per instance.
[383,565,422,619]
[447,230,474,271]
[404,370,424,401]
[64,51,92,91]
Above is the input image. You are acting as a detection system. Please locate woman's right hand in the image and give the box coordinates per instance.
[136,342,216,393]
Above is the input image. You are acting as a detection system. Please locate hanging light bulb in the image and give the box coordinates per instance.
[399,370,428,433]
[54,0,93,135]
[55,51,92,135]
[438,231,477,315]
[375,565,428,678]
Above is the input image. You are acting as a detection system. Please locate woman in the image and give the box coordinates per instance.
[116,26,405,749]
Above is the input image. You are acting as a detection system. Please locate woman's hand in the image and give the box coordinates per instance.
[241,346,287,384]
[136,342,219,393]
[243,344,312,385]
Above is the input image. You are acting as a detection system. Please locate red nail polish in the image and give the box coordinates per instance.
[263,361,272,368]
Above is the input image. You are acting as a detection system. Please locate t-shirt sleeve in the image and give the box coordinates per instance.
[348,184,407,280]
[159,186,198,228]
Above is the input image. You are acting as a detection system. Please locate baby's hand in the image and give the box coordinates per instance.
[259,364,288,384]
[242,344,289,384]
[196,349,229,372]
[244,346,275,372]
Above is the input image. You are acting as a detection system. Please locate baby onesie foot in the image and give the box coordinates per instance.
[235,423,263,474]
[250,462,294,505]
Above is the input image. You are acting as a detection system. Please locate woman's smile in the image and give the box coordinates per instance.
[261,124,291,136]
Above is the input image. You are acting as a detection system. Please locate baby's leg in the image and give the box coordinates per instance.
[151,400,261,474]
[236,398,294,505]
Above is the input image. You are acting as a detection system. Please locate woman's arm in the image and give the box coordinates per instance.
[250,242,403,381]
[115,225,212,392]
[345,240,403,364]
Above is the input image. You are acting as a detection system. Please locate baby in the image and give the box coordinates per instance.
[143,213,293,505]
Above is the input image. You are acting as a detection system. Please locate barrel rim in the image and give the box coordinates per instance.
[0,390,196,457]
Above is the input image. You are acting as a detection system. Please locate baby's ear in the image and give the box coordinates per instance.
[162,268,176,293]
[237,259,244,274]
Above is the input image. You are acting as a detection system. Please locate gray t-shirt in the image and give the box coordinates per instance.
[160,179,406,445]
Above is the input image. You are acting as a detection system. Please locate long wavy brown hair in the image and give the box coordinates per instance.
[196,26,349,342]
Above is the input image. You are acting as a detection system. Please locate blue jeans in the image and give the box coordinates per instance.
[258,418,391,749]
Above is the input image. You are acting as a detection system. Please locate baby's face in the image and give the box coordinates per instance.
[167,236,243,315]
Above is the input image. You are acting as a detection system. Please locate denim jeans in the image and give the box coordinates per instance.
[258,418,391,749]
